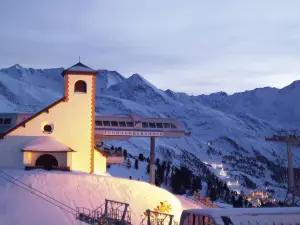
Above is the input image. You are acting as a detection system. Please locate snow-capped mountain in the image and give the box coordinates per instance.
[0,64,299,195]
[96,69,125,95]
[196,82,300,128]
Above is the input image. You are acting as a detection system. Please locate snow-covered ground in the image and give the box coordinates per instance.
[108,160,149,182]
[0,169,200,225]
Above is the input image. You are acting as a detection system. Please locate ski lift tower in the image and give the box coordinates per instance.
[265,130,300,205]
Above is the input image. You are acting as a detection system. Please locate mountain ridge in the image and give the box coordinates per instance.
[0,64,299,198]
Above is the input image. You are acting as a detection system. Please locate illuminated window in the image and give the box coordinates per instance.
[74,80,87,93]
[156,123,163,128]
[163,123,170,128]
[126,122,134,127]
[95,121,103,126]
[142,122,148,128]
[4,118,12,124]
[149,123,156,128]
[103,121,110,126]
[111,121,118,126]
[119,121,126,127]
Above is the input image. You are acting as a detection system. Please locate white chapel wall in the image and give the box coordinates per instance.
[23,152,69,167]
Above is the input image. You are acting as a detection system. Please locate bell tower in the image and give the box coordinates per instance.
[61,62,97,173]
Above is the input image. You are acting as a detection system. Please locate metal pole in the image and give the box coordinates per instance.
[150,137,155,185]
[287,142,295,192]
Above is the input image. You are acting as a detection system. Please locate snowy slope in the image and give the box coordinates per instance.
[0,169,199,225]
[0,64,299,195]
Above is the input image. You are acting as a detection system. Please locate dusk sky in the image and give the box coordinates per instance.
[1,0,300,95]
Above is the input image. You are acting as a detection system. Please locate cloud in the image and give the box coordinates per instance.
[1,0,300,94]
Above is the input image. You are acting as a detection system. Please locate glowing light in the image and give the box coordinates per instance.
[227,181,240,186]
[203,161,208,165]
[219,168,227,177]
[246,191,271,205]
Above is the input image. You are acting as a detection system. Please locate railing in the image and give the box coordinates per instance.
[140,210,178,225]
[94,207,131,222]
[76,199,131,224]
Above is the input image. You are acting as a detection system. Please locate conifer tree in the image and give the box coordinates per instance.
[123,149,128,159]
[209,186,217,201]
[126,158,131,169]
[134,159,139,169]
[155,158,160,166]
[138,153,144,161]
[146,162,150,174]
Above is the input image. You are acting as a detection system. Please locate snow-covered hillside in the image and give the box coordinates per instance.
[0,64,299,196]
[0,169,199,225]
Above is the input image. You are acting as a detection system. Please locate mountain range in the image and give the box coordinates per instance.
[1,64,299,195]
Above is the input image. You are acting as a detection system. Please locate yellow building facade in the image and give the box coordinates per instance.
[0,62,107,174]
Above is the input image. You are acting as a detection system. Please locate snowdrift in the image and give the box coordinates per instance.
[0,169,199,225]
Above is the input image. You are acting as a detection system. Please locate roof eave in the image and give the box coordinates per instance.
[1,97,66,138]
[21,148,76,153]
[61,70,97,77]
[94,146,108,157]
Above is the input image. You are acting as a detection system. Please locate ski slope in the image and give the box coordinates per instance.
[0,169,200,225]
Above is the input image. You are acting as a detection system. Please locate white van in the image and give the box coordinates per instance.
[179,207,300,225]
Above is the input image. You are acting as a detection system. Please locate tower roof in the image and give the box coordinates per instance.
[62,62,97,76]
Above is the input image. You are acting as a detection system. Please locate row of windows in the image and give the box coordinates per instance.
[0,118,12,125]
[95,120,177,129]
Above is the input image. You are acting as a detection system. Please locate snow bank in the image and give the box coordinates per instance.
[0,169,200,225]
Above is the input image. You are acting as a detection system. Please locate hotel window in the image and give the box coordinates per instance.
[119,121,126,127]
[126,122,134,127]
[111,121,118,127]
[142,122,148,128]
[103,121,110,126]
[4,118,12,124]
[0,118,3,124]
[171,123,177,128]
[163,123,170,128]
[156,123,163,128]
[149,122,156,128]
[95,121,103,126]
[74,80,87,93]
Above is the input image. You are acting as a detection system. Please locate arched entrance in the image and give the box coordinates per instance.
[35,154,58,170]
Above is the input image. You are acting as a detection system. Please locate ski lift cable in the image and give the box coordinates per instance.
[0,171,76,215]
[0,170,75,212]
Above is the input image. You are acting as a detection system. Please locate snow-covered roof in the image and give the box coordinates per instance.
[22,136,74,152]
[183,207,300,217]
[64,62,96,73]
